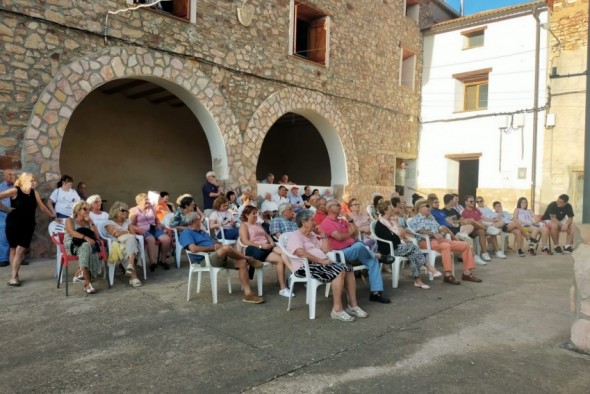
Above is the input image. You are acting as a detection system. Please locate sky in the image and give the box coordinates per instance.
[444,0,534,16]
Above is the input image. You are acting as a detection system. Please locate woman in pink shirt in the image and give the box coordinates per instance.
[239,206,292,298]
[287,209,368,322]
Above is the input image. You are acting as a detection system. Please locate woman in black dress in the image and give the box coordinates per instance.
[0,173,54,286]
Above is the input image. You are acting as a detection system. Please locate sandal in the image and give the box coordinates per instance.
[125,265,135,276]
[73,272,84,283]
[331,309,355,322]
[129,278,142,288]
[84,283,97,294]
[7,278,21,287]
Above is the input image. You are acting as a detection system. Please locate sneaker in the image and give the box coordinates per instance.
[346,305,368,318]
[495,251,507,259]
[158,261,170,270]
[564,245,573,253]
[481,252,492,261]
[517,249,525,257]
[278,288,295,298]
[331,309,355,322]
[554,246,564,255]
[242,293,264,304]
[369,292,391,304]
[486,226,501,236]
[527,248,536,256]
[541,247,552,255]
[474,255,487,265]
[0,261,9,267]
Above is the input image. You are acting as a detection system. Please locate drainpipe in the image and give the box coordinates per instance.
[584,0,590,223]
[531,6,541,209]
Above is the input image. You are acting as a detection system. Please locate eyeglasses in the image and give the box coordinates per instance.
[476,199,483,203]
[119,209,128,213]
[467,200,475,203]
[82,207,89,211]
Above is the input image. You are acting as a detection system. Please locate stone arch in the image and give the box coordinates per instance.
[242,87,358,186]
[23,46,241,192]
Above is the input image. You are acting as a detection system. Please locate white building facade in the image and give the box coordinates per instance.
[418,1,549,211]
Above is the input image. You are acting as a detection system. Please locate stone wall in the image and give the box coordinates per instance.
[571,225,590,353]
[0,1,423,255]
[541,0,587,220]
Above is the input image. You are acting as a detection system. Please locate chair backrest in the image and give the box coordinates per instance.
[97,221,111,240]
[48,220,65,235]
[162,212,174,227]
[278,232,307,269]
[49,232,67,254]
[369,220,394,255]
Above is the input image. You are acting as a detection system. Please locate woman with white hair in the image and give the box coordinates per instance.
[287,209,368,322]
[87,194,108,224]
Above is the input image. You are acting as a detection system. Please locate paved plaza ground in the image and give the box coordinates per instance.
[1,250,589,393]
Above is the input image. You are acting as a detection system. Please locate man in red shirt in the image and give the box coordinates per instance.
[462,195,505,261]
[313,198,328,225]
[320,199,389,304]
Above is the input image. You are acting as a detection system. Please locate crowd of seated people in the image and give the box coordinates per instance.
[26,168,575,314]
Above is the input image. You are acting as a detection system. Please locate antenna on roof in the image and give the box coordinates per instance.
[460,0,464,16]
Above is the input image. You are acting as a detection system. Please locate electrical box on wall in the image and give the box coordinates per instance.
[546,113,556,128]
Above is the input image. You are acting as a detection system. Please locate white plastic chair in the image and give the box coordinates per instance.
[236,237,273,294]
[207,215,237,247]
[278,232,342,319]
[171,228,184,269]
[48,221,65,281]
[406,217,452,278]
[98,222,148,285]
[185,250,234,304]
[473,232,511,256]
[370,221,409,288]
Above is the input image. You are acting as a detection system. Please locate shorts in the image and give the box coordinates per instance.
[143,228,166,239]
[190,251,236,269]
[245,245,271,261]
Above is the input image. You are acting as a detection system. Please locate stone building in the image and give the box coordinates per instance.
[0,0,424,256]
[541,0,588,219]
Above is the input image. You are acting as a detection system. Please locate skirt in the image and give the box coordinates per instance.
[294,261,352,284]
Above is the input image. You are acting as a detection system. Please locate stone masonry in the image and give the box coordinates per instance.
[0,1,423,255]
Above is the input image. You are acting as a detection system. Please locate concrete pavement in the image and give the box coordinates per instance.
[0,251,589,393]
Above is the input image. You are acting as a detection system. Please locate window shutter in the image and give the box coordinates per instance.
[173,0,190,19]
[308,16,327,64]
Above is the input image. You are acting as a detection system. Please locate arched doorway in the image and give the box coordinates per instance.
[256,112,331,185]
[60,78,212,208]
[242,87,357,190]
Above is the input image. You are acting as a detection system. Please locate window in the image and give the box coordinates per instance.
[133,0,196,23]
[400,48,416,90]
[291,1,330,66]
[461,27,486,49]
[405,0,419,22]
[453,68,491,112]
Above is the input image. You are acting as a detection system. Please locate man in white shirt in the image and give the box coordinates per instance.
[273,185,289,206]
[260,192,278,216]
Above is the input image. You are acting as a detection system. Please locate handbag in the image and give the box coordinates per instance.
[71,227,100,254]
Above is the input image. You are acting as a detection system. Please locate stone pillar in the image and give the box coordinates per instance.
[571,225,590,352]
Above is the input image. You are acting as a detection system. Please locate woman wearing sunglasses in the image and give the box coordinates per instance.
[65,200,101,294]
[105,201,141,287]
